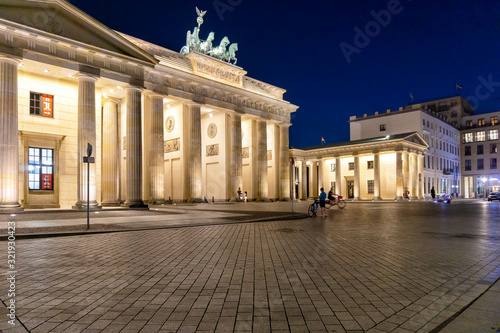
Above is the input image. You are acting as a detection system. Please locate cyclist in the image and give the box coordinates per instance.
[327,187,336,203]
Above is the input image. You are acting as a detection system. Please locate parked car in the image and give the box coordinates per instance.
[432,193,452,204]
[488,192,500,201]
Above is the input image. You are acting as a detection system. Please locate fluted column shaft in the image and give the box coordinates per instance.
[0,58,20,209]
[75,74,98,208]
[395,151,403,200]
[403,151,410,198]
[318,160,323,194]
[230,114,243,200]
[124,87,145,207]
[101,98,119,206]
[418,153,425,199]
[373,152,382,200]
[411,153,418,200]
[256,120,268,201]
[279,124,291,201]
[353,155,360,200]
[187,104,202,202]
[149,96,165,203]
[335,157,342,196]
[301,161,308,200]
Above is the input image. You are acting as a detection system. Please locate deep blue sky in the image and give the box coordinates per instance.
[68,0,500,148]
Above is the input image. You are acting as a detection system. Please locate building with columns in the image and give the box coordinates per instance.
[0,0,297,210]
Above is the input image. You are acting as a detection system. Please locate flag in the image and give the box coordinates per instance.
[456,83,463,90]
[321,137,325,144]
[409,92,414,102]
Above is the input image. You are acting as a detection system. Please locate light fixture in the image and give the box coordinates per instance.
[43,69,49,72]
[103,92,108,98]
[18,63,23,67]
[117,86,123,90]
[209,113,213,117]
[10,214,15,217]
[109,89,114,93]
[67,74,74,78]
[385,135,390,139]
[167,104,171,108]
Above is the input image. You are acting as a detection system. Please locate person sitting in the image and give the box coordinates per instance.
[327,188,336,202]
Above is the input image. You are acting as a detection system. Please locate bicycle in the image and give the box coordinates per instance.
[307,196,346,217]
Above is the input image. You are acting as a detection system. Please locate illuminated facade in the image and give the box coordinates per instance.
[0,0,297,210]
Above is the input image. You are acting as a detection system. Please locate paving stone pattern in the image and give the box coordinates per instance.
[1,201,500,332]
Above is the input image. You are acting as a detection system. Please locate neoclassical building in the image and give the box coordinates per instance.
[0,0,297,210]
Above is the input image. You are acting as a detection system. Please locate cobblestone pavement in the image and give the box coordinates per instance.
[0,200,500,332]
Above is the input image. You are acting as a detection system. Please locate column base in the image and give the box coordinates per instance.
[280,197,291,202]
[394,196,404,201]
[372,196,383,201]
[409,196,419,201]
[0,204,23,213]
[257,198,270,202]
[73,201,102,211]
[101,201,121,207]
[353,197,361,201]
[187,198,202,204]
[122,201,148,208]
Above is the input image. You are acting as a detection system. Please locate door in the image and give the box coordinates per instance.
[347,180,354,199]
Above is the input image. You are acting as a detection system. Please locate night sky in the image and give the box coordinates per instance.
[67,0,500,148]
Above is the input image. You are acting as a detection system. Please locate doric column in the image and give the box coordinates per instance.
[335,156,342,196]
[318,159,323,193]
[123,87,146,207]
[230,114,243,200]
[311,161,318,197]
[0,57,20,210]
[411,152,418,200]
[101,98,119,206]
[373,151,382,200]
[75,73,99,209]
[395,150,403,200]
[256,120,268,201]
[279,124,290,201]
[353,154,360,200]
[148,95,165,204]
[403,151,410,199]
[418,152,425,200]
[185,104,202,202]
[301,161,308,200]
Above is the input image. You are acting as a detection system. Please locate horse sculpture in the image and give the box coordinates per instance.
[199,32,215,54]
[223,43,238,65]
[208,36,230,60]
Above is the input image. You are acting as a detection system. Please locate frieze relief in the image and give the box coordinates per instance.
[164,138,180,153]
[242,147,249,159]
[207,144,219,157]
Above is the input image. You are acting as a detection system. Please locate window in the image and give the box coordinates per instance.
[330,182,336,194]
[465,146,471,156]
[451,99,457,107]
[451,111,457,118]
[491,158,497,170]
[367,161,374,169]
[30,92,54,117]
[466,120,473,128]
[427,120,429,127]
[477,145,483,155]
[465,160,471,171]
[380,124,386,131]
[348,162,354,170]
[478,118,485,127]
[492,116,498,126]
[464,133,473,143]
[476,131,486,142]
[330,163,335,172]
[490,143,497,154]
[477,159,484,170]
[489,129,499,140]
[422,120,425,126]
[28,148,53,190]
[367,180,374,194]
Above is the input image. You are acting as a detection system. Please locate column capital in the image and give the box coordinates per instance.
[102,97,120,105]
[0,56,21,65]
[143,91,164,99]
[125,85,144,93]
[75,73,98,82]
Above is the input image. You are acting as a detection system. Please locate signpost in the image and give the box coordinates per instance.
[83,143,94,229]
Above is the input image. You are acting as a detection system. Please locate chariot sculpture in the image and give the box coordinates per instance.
[180,7,239,65]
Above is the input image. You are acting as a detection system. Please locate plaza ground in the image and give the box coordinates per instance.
[0,200,499,332]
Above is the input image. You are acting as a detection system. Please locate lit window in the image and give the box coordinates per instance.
[466,120,473,128]
[367,161,374,169]
[490,143,497,154]
[488,129,499,140]
[476,131,486,142]
[330,163,335,172]
[491,116,498,126]
[30,92,54,117]
[464,133,473,143]
[28,147,53,190]
[478,118,485,127]
[367,180,374,194]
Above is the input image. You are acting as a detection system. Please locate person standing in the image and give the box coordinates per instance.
[319,187,327,217]
[431,186,436,199]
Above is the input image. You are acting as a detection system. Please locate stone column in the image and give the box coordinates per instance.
[353,154,360,200]
[101,98,119,206]
[418,152,425,200]
[186,104,202,202]
[301,161,308,200]
[403,151,410,199]
[279,124,290,201]
[256,120,268,201]
[411,152,418,200]
[148,95,165,204]
[123,87,146,208]
[373,151,382,200]
[318,159,323,192]
[75,73,99,209]
[335,156,342,196]
[395,150,403,200]
[311,161,318,197]
[0,57,20,211]
[230,114,243,200]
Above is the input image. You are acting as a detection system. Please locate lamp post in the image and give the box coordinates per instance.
[83,143,94,229]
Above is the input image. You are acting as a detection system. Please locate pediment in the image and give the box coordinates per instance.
[0,0,156,64]
[403,132,428,147]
